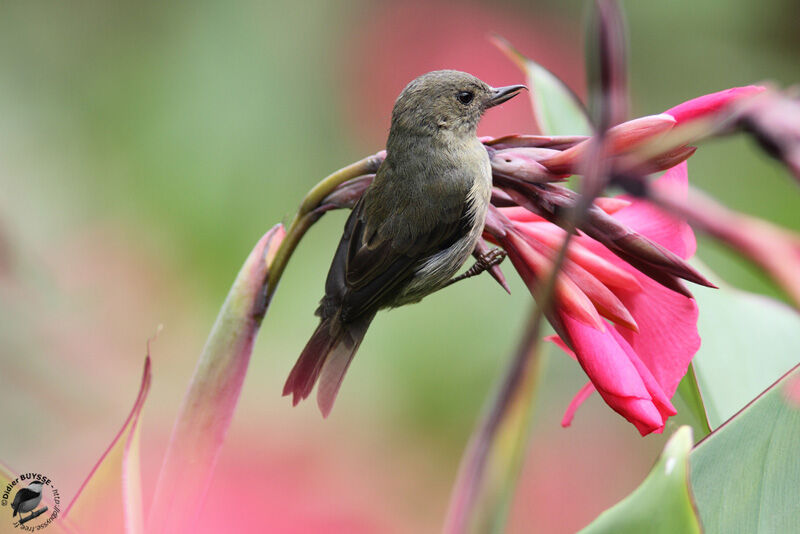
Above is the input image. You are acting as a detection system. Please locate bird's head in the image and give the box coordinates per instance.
[389,70,525,138]
[27,481,44,490]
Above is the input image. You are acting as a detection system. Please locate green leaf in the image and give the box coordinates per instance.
[148,224,285,534]
[691,283,800,429]
[690,364,800,533]
[579,426,702,534]
[492,36,593,137]
[675,362,712,438]
[63,357,151,534]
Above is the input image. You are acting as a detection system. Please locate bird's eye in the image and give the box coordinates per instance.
[456,91,474,105]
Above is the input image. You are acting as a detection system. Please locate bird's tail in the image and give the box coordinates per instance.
[283,316,372,417]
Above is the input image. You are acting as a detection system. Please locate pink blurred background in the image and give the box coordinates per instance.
[2,0,797,531]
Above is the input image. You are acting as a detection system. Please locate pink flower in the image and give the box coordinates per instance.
[482,86,766,434]
[492,163,698,435]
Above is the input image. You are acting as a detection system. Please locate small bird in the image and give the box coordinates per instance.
[284,70,525,415]
[11,481,44,520]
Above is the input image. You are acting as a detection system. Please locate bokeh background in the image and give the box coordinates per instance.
[1,0,798,532]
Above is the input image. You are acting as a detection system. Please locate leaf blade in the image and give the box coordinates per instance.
[147,224,285,534]
[579,426,702,534]
[62,357,151,534]
[690,364,800,533]
[492,36,593,137]
[675,362,711,438]
[691,283,800,429]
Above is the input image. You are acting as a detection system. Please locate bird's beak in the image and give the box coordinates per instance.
[486,84,527,108]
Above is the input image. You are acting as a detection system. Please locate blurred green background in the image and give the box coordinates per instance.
[0,0,797,531]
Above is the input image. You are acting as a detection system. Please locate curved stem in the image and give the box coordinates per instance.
[261,151,384,309]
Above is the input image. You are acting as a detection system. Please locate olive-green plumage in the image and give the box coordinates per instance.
[284,70,524,416]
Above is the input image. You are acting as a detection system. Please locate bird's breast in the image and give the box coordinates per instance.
[388,139,492,305]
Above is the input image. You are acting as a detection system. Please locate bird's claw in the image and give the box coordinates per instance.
[476,248,507,270]
[444,247,508,288]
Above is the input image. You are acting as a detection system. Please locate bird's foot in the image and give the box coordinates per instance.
[444,248,508,288]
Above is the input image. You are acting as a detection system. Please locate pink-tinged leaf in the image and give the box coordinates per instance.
[664,85,766,125]
[148,224,285,534]
[63,357,152,534]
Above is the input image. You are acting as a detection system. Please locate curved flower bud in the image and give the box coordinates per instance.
[518,87,766,177]
[664,85,766,124]
[540,113,677,174]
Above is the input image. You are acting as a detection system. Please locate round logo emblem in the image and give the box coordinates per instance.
[1,473,60,531]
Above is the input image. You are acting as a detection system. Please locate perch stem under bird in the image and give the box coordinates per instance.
[282,71,526,416]
[19,507,48,525]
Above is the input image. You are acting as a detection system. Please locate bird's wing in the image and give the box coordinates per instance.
[11,490,21,514]
[323,184,474,322]
[11,488,37,511]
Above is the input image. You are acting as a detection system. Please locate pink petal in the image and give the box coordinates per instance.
[499,206,546,223]
[608,327,677,422]
[613,162,696,257]
[562,382,595,427]
[505,230,607,331]
[516,222,642,291]
[549,328,677,434]
[558,313,667,435]
[593,197,631,215]
[614,275,700,404]
[571,163,701,406]
[665,85,766,125]
[513,223,639,331]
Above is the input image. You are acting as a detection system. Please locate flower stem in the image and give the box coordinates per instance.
[443,305,547,534]
[262,152,384,308]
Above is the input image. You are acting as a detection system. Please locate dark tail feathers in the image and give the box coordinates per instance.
[283,316,372,417]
